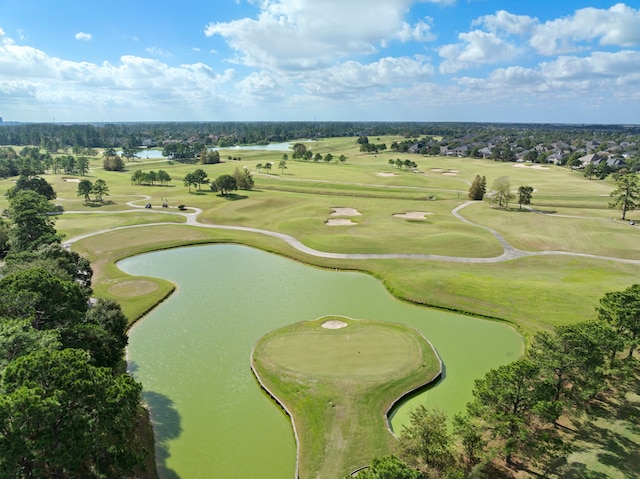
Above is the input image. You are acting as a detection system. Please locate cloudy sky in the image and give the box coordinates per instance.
[1,0,639,124]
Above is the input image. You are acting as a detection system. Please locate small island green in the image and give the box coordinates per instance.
[251,316,442,479]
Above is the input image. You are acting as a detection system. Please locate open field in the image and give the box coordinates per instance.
[252,317,441,478]
[2,140,638,335]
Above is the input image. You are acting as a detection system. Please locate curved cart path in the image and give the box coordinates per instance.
[62,198,640,266]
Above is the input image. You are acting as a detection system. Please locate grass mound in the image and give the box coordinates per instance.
[251,316,441,478]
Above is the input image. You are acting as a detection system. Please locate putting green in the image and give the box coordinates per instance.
[252,316,441,478]
[262,321,427,378]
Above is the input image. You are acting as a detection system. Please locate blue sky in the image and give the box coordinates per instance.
[1,0,639,123]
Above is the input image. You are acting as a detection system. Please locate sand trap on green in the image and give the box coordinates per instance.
[252,316,441,479]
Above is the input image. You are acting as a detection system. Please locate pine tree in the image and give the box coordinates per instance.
[468,175,486,200]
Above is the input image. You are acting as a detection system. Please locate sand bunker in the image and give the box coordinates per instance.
[430,168,444,172]
[393,211,433,220]
[442,172,458,176]
[330,207,361,216]
[326,219,357,226]
[513,163,550,170]
[321,320,348,330]
[375,172,397,177]
[64,178,81,183]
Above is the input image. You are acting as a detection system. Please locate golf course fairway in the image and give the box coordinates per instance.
[251,317,442,478]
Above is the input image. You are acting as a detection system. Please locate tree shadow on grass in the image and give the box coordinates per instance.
[219,193,249,201]
[85,200,116,208]
[558,368,640,478]
[142,390,182,479]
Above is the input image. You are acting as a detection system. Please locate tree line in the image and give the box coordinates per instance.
[361,286,639,478]
[0,178,148,477]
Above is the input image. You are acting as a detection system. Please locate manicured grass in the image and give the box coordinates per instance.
[252,317,441,478]
[3,138,638,478]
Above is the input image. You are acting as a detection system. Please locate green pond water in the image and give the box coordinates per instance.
[123,244,523,479]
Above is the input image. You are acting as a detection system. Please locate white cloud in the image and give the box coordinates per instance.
[0,31,235,117]
[74,32,92,41]
[302,55,435,96]
[438,30,521,73]
[204,0,418,71]
[473,10,537,36]
[236,72,285,99]
[454,50,640,103]
[530,3,640,56]
[145,46,172,57]
[395,18,435,43]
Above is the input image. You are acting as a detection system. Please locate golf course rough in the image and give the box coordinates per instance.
[251,316,442,479]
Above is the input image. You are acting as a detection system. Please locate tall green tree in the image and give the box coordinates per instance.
[358,456,421,479]
[517,185,534,209]
[77,179,93,204]
[467,358,558,465]
[609,172,640,220]
[0,349,144,478]
[232,166,254,190]
[278,159,287,173]
[157,169,172,186]
[211,174,237,196]
[397,406,457,477]
[468,175,486,200]
[0,267,88,331]
[6,174,56,200]
[91,178,109,202]
[3,242,93,291]
[598,284,640,359]
[529,321,614,406]
[7,190,59,251]
[192,168,209,190]
[183,171,197,192]
[486,176,514,208]
[0,319,60,371]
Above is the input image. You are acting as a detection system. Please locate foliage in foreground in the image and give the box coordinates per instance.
[0,177,148,477]
[373,284,640,478]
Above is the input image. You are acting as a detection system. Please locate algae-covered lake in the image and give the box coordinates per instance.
[123,244,523,478]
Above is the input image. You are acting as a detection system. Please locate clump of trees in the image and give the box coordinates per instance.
[389,158,418,170]
[102,148,125,171]
[183,168,209,192]
[358,136,387,154]
[131,169,172,187]
[363,284,639,478]
[0,177,147,477]
[199,148,220,165]
[77,178,110,204]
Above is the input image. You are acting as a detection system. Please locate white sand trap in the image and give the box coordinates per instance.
[64,178,81,183]
[442,172,458,176]
[393,211,433,219]
[430,168,444,172]
[326,219,357,226]
[513,163,550,170]
[330,207,361,216]
[322,320,347,330]
[375,172,397,177]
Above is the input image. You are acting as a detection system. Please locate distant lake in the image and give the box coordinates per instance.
[118,141,314,159]
[211,140,316,152]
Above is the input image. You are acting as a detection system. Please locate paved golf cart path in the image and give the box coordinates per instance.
[62,197,640,265]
